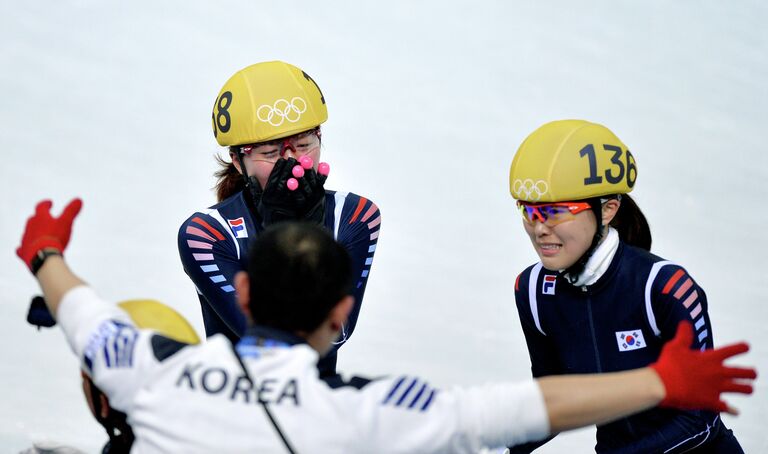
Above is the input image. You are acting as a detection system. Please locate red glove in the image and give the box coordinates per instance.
[16,199,82,272]
[651,322,756,414]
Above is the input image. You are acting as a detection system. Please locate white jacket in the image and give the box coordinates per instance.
[58,286,550,453]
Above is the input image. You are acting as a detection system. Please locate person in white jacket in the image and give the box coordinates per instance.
[16,199,756,454]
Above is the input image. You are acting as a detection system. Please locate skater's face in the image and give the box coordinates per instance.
[233,128,321,189]
[522,204,598,271]
[521,199,620,271]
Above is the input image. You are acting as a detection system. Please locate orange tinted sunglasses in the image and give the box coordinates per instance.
[517,201,592,226]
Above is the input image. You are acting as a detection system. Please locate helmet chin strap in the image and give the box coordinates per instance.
[563,198,605,284]
[234,151,265,227]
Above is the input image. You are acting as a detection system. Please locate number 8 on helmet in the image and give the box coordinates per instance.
[212,61,328,146]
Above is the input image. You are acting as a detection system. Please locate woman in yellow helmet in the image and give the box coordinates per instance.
[177,61,381,377]
[507,120,745,453]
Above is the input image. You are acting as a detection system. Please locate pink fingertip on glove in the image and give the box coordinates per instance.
[292,165,305,178]
[298,155,314,170]
[318,162,330,176]
[286,178,299,191]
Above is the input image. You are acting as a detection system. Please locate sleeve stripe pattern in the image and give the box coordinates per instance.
[648,262,709,347]
[361,205,378,223]
[528,263,545,335]
[382,376,405,403]
[367,214,381,229]
[667,274,708,345]
[419,389,437,411]
[106,331,137,368]
[187,239,213,250]
[690,303,702,319]
[83,320,138,372]
[407,383,428,408]
[381,376,437,412]
[672,278,693,300]
[682,290,698,308]
[348,197,368,224]
[186,225,217,242]
[185,215,236,294]
[395,378,418,405]
[348,197,381,241]
[661,269,685,294]
[191,217,226,241]
[346,196,381,289]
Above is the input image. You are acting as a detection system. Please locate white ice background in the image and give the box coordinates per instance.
[1,1,766,452]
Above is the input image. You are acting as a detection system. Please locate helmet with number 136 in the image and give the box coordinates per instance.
[509,119,650,275]
[509,119,637,203]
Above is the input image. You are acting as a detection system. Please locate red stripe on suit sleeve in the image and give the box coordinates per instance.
[348,197,369,224]
[192,216,226,241]
[661,269,686,294]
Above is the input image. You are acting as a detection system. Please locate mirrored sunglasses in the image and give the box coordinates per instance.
[517,201,593,226]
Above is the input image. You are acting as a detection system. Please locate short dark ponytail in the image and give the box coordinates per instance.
[610,194,652,251]
[213,150,246,202]
[247,222,352,333]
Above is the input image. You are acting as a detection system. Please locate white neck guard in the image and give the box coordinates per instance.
[565,227,620,287]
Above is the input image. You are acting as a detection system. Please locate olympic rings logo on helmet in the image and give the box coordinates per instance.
[257,97,308,127]
[513,179,549,201]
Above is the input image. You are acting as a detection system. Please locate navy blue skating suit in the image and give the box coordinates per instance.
[178,189,380,376]
[512,239,742,453]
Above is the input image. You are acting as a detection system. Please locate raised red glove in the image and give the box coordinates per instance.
[651,322,756,413]
[16,199,82,272]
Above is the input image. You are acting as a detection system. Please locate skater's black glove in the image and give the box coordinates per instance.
[256,158,298,225]
[257,158,327,227]
[294,164,327,226]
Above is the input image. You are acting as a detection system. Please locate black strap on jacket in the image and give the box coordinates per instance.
[229,342,297,454]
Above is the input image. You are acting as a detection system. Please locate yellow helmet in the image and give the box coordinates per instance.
[509,120,637,202]
[118,299,200,345]
[212,61,328,147]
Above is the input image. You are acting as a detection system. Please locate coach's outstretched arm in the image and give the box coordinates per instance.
[17,199,84,316]
[16,199,758,452]
[419,321,756,450]
[537,321,755,434]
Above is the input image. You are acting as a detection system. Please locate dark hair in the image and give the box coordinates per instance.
[609,193,652,251]
[247,222,352,332]
[214,149,245,202]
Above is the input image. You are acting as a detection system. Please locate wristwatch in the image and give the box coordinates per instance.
[31,249,62,275]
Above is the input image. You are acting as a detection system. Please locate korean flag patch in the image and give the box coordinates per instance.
[228,217,248,238]
[616,329,646,352]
